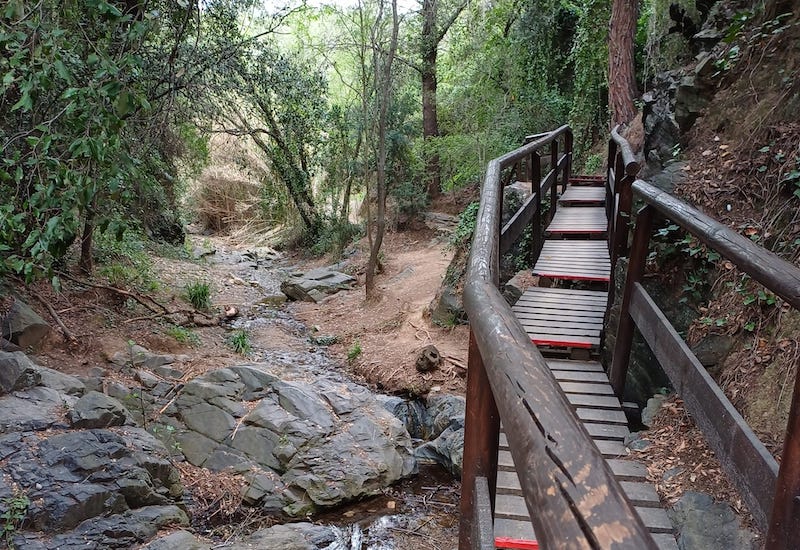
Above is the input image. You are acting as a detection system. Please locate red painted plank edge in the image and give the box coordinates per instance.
[532,272,610,282]
[495,537,540,549]
[531,338,594,349]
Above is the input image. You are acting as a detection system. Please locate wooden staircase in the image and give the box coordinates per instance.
[493,176,678,550]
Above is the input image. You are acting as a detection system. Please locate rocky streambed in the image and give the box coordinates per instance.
[0,301,464,549]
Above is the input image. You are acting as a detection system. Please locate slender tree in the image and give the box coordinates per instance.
[365,0,399,299]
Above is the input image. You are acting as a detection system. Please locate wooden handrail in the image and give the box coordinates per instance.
[459,126,656,549]
[607,136,800,547]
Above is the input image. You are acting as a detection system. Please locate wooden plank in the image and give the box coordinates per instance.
[514,312,605,327]
[552,370,609,383]
[594,439,628,457]
[494,518,536,543]
[653,533,679,550]
[621,481,661,507]
[558,381,615,395]
[518,287,608,299]
[629,283,778,531]
[531,335,599,349]
[498,450,515,470]
[474,477,497,550]
[584,422,630,440]
[514,303,607,316]
[496,470,523,496]
[566,393,621,409]
[607,459,647,481]
[546,359,603,371]
[516,291,608,304]
[636,507,674,533]
[496,494,532,520]
[577,407,628,424]
[518,322,602,337]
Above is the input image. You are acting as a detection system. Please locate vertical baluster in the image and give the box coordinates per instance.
[458,331,500,550]
[550,140,559,223]
[609,205,654,397]
[767,369,800,550]
[530,152,542,264]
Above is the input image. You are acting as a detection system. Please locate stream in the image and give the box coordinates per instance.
[202,240,461,549]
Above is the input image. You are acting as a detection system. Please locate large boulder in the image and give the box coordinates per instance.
[1,426,184,547]
[280,268,355,302]
[0,350,41,395]
[1,298,50,349]
[68,391,131,428]
[159,364,416,515]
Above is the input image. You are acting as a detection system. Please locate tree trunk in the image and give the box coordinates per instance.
[421,0,441,198]
[366,0,399,300]
[608,0,639,126]
[79,203,96,275]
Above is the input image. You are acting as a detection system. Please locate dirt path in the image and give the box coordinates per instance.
[291,228,469,396]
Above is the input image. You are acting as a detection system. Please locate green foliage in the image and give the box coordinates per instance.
[311,219,363,258]
[227,329,251,355]
[184,280,211,310]
[347,341,362,363]
[449,201,480,250]
[1,491,29,548]
[0,0,240,281]
[94,227,156,290]
[568,0,611,152]
[165,325,200,347]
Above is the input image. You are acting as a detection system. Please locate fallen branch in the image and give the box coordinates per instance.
[22,283,77,343]
[443,355,467,370]
[58,272,169,314]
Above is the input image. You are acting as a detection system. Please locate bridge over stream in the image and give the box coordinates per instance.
[456,126,800,549]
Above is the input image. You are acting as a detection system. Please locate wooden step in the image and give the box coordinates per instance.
[558,186,606,204]
[533,240,610,282]
[546,206,607,235]
[514,287,607,350]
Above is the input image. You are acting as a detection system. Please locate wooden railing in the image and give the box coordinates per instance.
[609,136,800,549]
[458,126,656,549]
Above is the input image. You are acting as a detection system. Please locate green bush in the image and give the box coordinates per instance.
[311,220,363,258]
[227,329,251,355]
[184,280,212,310]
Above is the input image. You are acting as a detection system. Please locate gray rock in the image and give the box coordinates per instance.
[142,530,211,550]
[280,268,355,302]
[0,350,41,395]
[414,423,465,476]
[229,522,337,550]
[429,286,464,326]
[502,271,527,305]
[1,298,50,349]
[69,391,130,428]
[0,386,73,432]
[425,394,465,439]
[663,466,685,481]
[642,393,668,427]
[669,491,757,550]
[152,364,184,379]
[110,344,177,370]
[376,395,428,439]
[691,334,734,368]
[35,365,85,395]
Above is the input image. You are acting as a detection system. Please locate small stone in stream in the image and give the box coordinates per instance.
[415,345,441,373]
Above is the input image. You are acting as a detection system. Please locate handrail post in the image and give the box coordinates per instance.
[562,131,573,191]
[549,140,559,223]
[767,368,800,549]
[530,152,542,263]
[459,330,500,550]
[609,205,654,397]
[612,171,633,267]
[606,140,618,254]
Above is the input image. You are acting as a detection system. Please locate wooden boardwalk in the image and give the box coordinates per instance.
[495,176,678,549]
